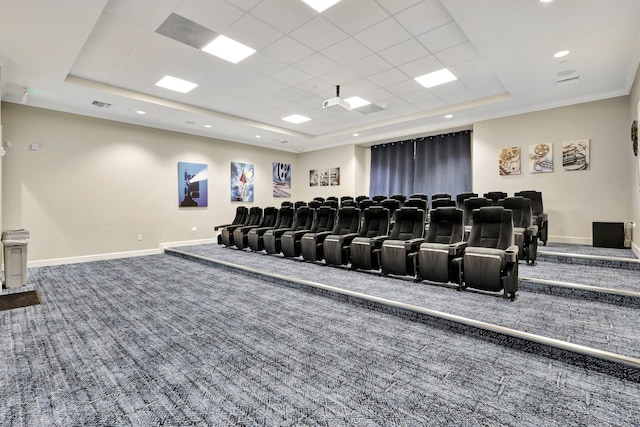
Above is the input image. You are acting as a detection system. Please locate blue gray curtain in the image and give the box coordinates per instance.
[369,140,415,197]
[413,131,472,197]
[369,131,471,198]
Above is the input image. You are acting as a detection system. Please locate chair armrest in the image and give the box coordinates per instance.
[505,245,519,263]
[314,231,334,242]
[404,238,425,250]
[527,225,538,237]
[214,223,232,231]
[370,235,390,248]
[449,241,467,256]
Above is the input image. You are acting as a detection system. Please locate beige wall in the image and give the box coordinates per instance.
[1,103,302,263]
[473,96,632,244]
[2,91,637,264]
[293,144,367,201]
[629,62,640,255]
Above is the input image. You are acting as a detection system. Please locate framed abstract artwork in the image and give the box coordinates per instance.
[528,143,553,173]
[498,146,521,175]
[272,162,291,198]
[562,139,590,171]
[231,162,254,202]
[178,162,208,207]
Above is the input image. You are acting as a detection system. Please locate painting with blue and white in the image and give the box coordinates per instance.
[178,162,208,207]
[231,162,254,202]
[272,162,291,198]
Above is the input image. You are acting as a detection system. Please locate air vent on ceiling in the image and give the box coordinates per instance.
[92,100,111,108]
[556,75,580,85]
[156,13,217,49]
[280,140,289,144]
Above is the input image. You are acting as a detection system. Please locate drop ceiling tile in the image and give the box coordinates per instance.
[223,13,283,50]
[226,0,260,11]
[394,0,453,36]
[354,18,412,52]
[297,78,332,95]
[398,55,444,79]
[465,76,508,98]
[320,68,361,87]
[272,66,315,86]
[294,54,340,78]
[417,22,468,54]
[290,16,349,51]
[324,0,388,35]
[435,42,480,67]
[386,79,422,96]
[367,68,409,87]
[348,54,393,78]
[322,38,372,65]
[278,86,315,102]
[378,39,430,67]
[411,97,445,110]
[401,89,437,104]
[439,88,477,104]
[428,80,467,96]
[343,79,381,97]
[375,0,422,15]
[250,0,316,34]
[262,36,314,65]
[104,0,172,31]
[365,87,394,104]
[242,53,288,76]
[175,0,244,32]
[447,59,493,80]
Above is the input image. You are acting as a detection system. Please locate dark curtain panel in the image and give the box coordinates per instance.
[413,131,472,197]
[369,140,415,197]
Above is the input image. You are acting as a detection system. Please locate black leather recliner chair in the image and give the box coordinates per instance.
[215,206,248,244]
[499,197,538,265]
[348,206,390,270]
[462,197,493,239]
[221,206,261,247]
[234,207,277,250]
[515,190,548,246]
[282,206,335,258]
[371,194,387,203]
[456,192,478,209]
[265,206,313,255]
[453,206,519,300]
[301,206,360,262]
[414,207,465,284]
[483,191,507,204]
[247,206,294,252]
[431,198,456,209]
[380,207,426,276]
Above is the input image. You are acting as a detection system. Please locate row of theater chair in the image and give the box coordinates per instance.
[215,196,543,300]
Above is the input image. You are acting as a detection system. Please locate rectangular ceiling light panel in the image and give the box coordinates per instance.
[202,35,256,64]
[415,68,457,89]
[282,114,311,124]
[345,96,371,109]
[300,0,342,13]
[155,75,199,93]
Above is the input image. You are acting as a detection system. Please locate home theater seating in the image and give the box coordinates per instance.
[216,190,549,300]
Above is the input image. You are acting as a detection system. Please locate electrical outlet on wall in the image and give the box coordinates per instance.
[137,234,143,241]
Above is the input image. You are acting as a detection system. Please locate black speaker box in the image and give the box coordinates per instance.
[592,222,624,248]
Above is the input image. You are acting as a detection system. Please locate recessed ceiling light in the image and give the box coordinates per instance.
[282,114,311,124]
[352,133,359,137]
[444,114,453,119]
[554,50,570,58]
[255,135,262,138]
[202,35,255,64]
[540,0,553,3]
[204,124,212,128]
[414,68,457,89]
[155,75,198,93]
[345,96,371,109]
[300,0,342,13]
[136,110,146,115]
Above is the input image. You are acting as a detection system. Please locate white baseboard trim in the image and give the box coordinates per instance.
[633,241,640,258]
[26,238,218,268]
[547,235,591,245]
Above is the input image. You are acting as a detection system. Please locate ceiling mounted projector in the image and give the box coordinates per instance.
[322,85,351,111]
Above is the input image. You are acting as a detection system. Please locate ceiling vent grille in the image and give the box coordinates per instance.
[556,75,580,85]
[92,100,111,108]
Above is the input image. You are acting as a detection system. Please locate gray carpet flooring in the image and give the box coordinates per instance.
[539,242,638,259]
[172,244,640,362]
[1,254,640,426]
